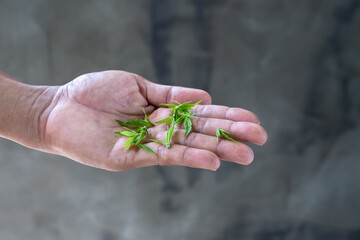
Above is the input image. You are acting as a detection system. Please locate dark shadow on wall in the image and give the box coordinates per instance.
[150,0,219,213]
[279,0,359,160]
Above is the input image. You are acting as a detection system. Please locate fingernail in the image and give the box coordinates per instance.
[209,158,221,171]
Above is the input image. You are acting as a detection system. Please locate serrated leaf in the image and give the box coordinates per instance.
[185,100,202,109]
[117,119,145,127]
[184,117,192,137]
[125,136,136,149]
[137,144,158,157]
[114,131,136,137]
[156,117,173,124]
[116,118,150,127]
[178,101,200,112]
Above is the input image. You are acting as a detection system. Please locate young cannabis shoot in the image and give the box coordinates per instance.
[156,100,201,148]
[114,103,241,157]
[216,128,239,143]
[115,108,158,156]
[116,108,155,128]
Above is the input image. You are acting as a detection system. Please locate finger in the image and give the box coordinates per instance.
[147,107,172,123]
[192,105,260,124]
[140,78,212,106]
[170,130,254,165]
[110,139,220,171]
[191,118,268,146]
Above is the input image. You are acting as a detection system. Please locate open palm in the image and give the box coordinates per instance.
[45,71,267,171]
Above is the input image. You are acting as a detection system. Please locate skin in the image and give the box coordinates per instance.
[0,70,267,171]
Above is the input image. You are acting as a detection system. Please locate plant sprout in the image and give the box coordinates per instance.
[114,102,241,157]
[216,128,239,143]
[115,108,158,156]
[156,100,201,148]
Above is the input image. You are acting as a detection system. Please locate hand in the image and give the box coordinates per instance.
[45,70,267,171]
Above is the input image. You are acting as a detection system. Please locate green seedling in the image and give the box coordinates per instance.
[114,103,241,156]
[157,100,201,148]
[115,109,158,156]
[216,128,239,143]
[116,108,155,128]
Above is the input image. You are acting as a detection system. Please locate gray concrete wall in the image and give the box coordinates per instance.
[0,0,359,239]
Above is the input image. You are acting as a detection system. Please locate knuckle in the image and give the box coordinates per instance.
[200,105,208,116]
[196,117,208,132]
[224,107,231,119]
[156,144,168,166]
[182,147,191,163]
[184,132,197,147]
[166,86,174,104]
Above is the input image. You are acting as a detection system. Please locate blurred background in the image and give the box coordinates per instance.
[0,0,359,239]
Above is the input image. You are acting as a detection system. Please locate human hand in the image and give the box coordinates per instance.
[45,71,267,171]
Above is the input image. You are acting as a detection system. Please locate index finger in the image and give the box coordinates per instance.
[137,76,212,106]
[192,105,260,124]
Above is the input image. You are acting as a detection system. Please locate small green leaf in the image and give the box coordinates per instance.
[218,128,239,143]
[221,132,239,143]
[165,123,175,148]
[160,103,177,108]
[216,128,221,142]
[137,144,158,157]
[171,100,181,105]
[142,108,155,127]
[121,126,134,132]
[116,118,150,127]
[184,100,202,110]
[173,100,192,106]
[173,110,180,120]
[135,129,147,145]
[157,100,204,147]
[115,119,126,125]
[186,112,196,118]
[220,129,231,135]
[184,117,192,137]
[114,131,136,137]
[156,117,173,124]
[146,139,165,144]
[125,136,136,149]
[142,108,148,118]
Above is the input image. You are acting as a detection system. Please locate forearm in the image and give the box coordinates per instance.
[0,72,58,151]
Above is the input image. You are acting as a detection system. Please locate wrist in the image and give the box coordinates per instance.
[0,73,60,152]
[26,85,61,152]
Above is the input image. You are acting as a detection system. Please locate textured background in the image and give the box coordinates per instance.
[1,0,360,239]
